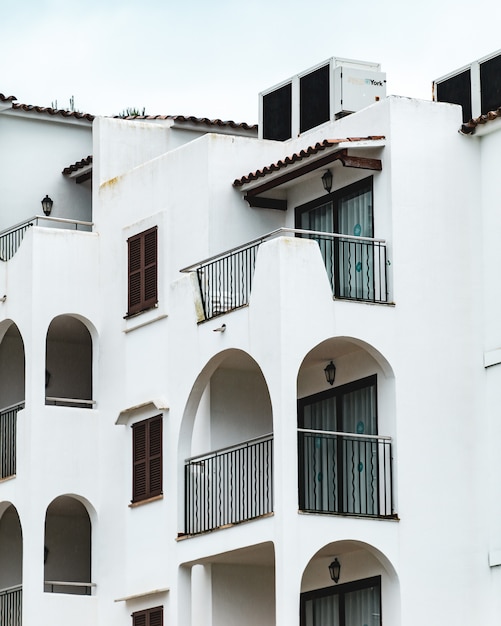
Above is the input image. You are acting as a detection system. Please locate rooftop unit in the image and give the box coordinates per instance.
[433,49,501,123]
[259,57,386,141]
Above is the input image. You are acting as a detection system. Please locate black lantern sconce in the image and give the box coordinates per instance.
[41,195,53,216]
[328,557,341,584]
[321,169,333,194]
[324,360,336,386]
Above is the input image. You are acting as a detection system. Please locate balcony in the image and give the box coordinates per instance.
[298,429,394,518]
[181,228,388,321]
[184,434,273,535]
[0,403,24,480]
[0,585,22,626]
[0,215,92,261]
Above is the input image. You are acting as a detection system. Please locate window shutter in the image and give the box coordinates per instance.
[132,611,147,626]
[132,606,163,626]
[148,417,163,496]
[127,227,158,315]
[132,416,163,503]
[132,421,147,502]
[148,607,164,626]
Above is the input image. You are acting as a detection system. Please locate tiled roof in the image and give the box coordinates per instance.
[12,102,95,121]
[1,92,256,130]
[115,113,257,131]
[62,156,93,176]
[233,136,385,187]
[461,108,501,134]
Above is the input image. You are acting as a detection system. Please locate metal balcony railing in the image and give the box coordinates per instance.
[184,434,273,535]
[0,585,22,626]
[44,581,95,595]
[45,397,95,409]
[0,403,24,480]
[0,215,93,261]
[181,228,388,321]
[298,429,395,518]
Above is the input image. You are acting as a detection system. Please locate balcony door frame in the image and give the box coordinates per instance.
[297,375,378,515]
[295,177,374,299]
[300,575,382,626]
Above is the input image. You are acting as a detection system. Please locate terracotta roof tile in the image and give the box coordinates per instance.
[233,136,385,187]
[62,156,93,176]
[115,113,257,131]
[0,93,16,102]
[12,102,94,121]
[461,108,501,134]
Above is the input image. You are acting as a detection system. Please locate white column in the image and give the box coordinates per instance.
[192,564,212,626]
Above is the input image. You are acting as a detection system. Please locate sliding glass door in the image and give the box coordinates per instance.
[298,376,379,516]
[301,576,381,626]
[296,177,374,300]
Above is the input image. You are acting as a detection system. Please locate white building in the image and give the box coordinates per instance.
[1,54,501,626]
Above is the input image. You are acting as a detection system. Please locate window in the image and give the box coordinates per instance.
[298,376,379,516]
[127,227,158,316]
[300,576,381,626]
[132,416,163,503]
[132,606,163,626]
[295,178,376,301]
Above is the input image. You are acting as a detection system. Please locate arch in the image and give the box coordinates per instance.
[296,337,397,518]
[44,495,93,595]
[0,321,25,480]
[45,314,96,408]
[179,349,273,534]
[0,320,25,410]
[0,502,23,625]
[300,540,400,626]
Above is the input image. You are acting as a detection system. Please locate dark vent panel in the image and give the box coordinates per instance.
[435,69,472,123]
[262,83,292,141]
[300,65,330,133]
[480,54,501,115]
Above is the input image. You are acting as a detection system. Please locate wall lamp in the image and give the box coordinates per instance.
[324,361,336,386]
[321,169,333,194]
[41,195,53,216]
[328,557,341,584]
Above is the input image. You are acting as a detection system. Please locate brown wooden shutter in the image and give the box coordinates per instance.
[127,227,158,315]
[148,416,163,497]
[132,611,147,626]
[132,606,163,626]
[132,421,147,502]
[148,607,164,626]
[132,416,162,503]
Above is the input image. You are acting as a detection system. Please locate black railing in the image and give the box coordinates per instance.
[185,434,273,535]
[0,403,24,480]
[44,580,94,595]
[45,397,95,409]
[181,228,388,321]
[298,429,394,518]
[0,215,93,261]
[0,585,22,626]
[195,243,260,320]
[312,233,387,303]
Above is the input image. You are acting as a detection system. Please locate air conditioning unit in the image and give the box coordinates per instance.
[433,49,501,123]
[259,57,386,141]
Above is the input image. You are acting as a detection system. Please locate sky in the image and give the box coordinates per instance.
[2,0,501,124]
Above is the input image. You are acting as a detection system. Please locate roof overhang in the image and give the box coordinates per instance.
[62,156,93,184]
[234,138,384,210]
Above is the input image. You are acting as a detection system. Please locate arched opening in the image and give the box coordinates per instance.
[45,315,94,409]
[0,503,22,625]
[300,540,400,626]
[44,495,93,595]
[297,338,396,518]
[180,350,273,535]
[0,322,25,479]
